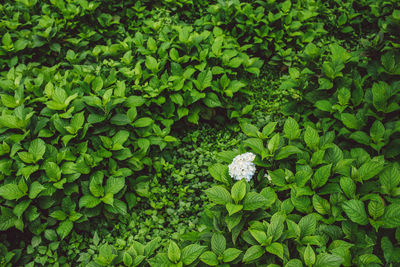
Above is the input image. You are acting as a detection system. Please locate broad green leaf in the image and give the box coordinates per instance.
[29,139,46,162]
[105,177,125,195]
[304,126,319,151]
[242,245,264,263]
[268,213,285,241]
[200,251,218,266]
[299,214,316,237]
[304,245,316,266]
[57,220,73,240]
[314,253,343,267]
[241,123,259,138]
[266,242,284,259]
[243,192,267,210]
[0,184,26,200]
[168,241,181,263]
[342,200,368,225]
[368,200,384,219]
[223,248,242,262]
[312,195,330,215]
[181,244,206,265]
[380,164,400,195]
[276,145,302,160]
[249,229,268,245]
[231,180,246,202]
[383,203,400,228]
[92,77,103,92]
[208,163,230,184]
[211,233,226,255]
[226,203,243,216]
[285,259,303,267]
[284,117,300,140]
[205,186,232,205]
[268,133,280,154]
[358,159,384,181]
[312,164,332,189]
[133,117,153,127]
[243,138,264,155]
[339,177,356,198]
[79,195,101,208]
[203,92,221,108]
[341,113,362,130]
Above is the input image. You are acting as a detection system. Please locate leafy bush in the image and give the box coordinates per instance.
[1,0,400,266]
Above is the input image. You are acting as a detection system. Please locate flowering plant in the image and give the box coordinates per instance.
[228,152,256,182]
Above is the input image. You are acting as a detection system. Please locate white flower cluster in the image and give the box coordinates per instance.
[228,152,256,182]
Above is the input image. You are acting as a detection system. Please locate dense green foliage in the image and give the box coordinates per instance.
[1,0,400,266]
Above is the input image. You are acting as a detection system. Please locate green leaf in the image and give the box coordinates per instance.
[29,139,46,162]
[92,76,103,92]
[241,123,260,138]
[50,210,67,221]
[285,259,303,267]
[380,164,400,195]
[79,195,101,208]
[358,159,384,181]
[304,245,316,266]
[314,100,332,112]
[105,177,125,195]
[342,200,368,225]
[44,162,61,181]
[372,82,387,112]
[168,241,181,263]
[262,122,277,137]
[312,195,330,215]
[226,202,243,216]
[0,207,16,231]
[268,213,285,241]
[359,254,382,264]
[57,220,73,240]
[123,252,133,266]
[383,203,400,228]
[205,186,232,205]
[276,145,302,160]
[243,138,264,155]
[304,126,319,151]
[223,248,242,262]
[195,70,212,91]
[368,200,384,219]
[211,233,226,255]
[243,192,267,210]
[341,113,362,130]
[312,164,332,189]
[181,244,206,265]
[203,92,221,108]
[268,133,280,154]
[133,117,153,127]
[339,177,356,198]
[200,251,218,266]
[299,214,316,237]
[284,117,300,140]
[231,180,246,202]
[266,242,284,260]
[145,56,158,72]
[0,184,26,200]
[249,229,268,245]
[314,253,343,267]
[242,245,264,263]
[208,163,230,184]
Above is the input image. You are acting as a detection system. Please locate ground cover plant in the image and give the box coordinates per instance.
[1,0,400,266]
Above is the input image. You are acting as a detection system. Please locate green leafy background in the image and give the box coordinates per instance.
[1,0,400,266]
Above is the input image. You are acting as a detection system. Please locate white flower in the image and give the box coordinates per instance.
[228,152,256,182]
